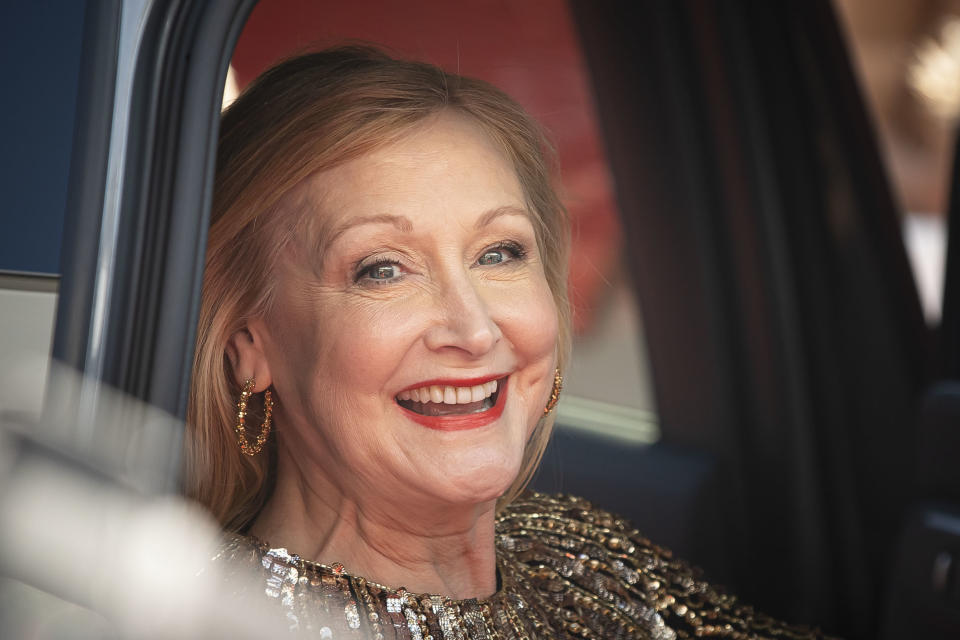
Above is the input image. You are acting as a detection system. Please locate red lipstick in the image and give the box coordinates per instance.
[398,377,508,431]
[397,374,503,393]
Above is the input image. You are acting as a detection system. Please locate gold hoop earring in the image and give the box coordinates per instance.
[543,368,563,415]
[234,378,274,457]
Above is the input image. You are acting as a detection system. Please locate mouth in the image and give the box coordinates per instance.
[395,376,508,430]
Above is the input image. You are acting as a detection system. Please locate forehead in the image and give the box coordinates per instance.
[291,112,528,235]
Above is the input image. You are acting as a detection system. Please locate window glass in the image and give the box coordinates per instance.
[0,3,82,417]
[0,3,84,275]
[229,0,658,442]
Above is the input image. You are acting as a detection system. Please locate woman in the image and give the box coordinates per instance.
[186,46,832,639]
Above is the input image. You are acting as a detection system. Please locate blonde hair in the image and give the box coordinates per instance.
[185,46,571,531]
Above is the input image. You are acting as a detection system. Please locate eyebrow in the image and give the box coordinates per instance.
[325,214,415,250]
[474,205,530,229]
[323,205,530,252]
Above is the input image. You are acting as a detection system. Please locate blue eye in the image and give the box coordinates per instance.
[368,264,399,279]
[357,260,403,284]
[478,250,505,266]
[477,241,527,267]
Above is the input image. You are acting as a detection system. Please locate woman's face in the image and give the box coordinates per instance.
[251,112,559,512]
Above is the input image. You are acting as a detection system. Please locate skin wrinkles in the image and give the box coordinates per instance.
[231,112,559,599]
[321,204,528,258]
[288,143,533,274]
[265,460,498,597]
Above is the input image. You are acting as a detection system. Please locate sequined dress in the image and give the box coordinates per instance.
[212,492,834,639]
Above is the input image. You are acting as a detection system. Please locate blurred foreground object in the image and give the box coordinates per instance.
[0,361,288,639]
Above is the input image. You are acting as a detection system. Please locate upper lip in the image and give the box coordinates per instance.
[397,374,507,393]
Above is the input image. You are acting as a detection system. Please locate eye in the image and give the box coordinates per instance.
[478,250,505,266]
[356,259,404,284]
[476,240,527,267]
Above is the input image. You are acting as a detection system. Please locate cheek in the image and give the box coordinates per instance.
[266,296,412,416]
[266,298,424,467]
[499,278,559,363]
[488,276,559,432]
[316,299,424,391]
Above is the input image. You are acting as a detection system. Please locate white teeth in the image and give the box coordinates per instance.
[443,387,457,404]
[398,379,500,405]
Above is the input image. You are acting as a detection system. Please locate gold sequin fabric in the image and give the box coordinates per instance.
[211,492,836,639]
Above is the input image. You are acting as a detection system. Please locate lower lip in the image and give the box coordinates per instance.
[399,378,508,431]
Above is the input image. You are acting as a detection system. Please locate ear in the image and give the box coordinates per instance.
[225,321,273,393]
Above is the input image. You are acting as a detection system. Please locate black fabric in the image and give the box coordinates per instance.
[943,136,960,379]
[571,2,931,637]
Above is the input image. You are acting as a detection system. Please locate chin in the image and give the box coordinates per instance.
[396,408,530,507]
[433,458,522,506]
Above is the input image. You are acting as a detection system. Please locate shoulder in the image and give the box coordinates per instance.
[208,533,285,603]
[208,533,305,608]
[210,531,266,577]
[210,532,309,595]
[209,533,367,635]
[497,491,838,639]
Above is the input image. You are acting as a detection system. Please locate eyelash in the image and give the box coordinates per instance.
[354,257,404,285]
[480,240,528,264]
[353,240,529,285]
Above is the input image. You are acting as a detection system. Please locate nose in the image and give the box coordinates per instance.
[423,271,502,357]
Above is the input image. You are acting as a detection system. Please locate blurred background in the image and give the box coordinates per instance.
[836,0,954,325]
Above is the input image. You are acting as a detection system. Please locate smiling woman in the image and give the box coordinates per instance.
[234,112,561,565]
[187,47,571,536]
[185,46,835,638]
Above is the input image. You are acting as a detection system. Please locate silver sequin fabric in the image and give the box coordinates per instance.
[211,492,837,639]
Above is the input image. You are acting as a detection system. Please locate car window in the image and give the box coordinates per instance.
[0,3,85,418]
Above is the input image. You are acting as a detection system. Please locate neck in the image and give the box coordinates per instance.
[249,444,499,600]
